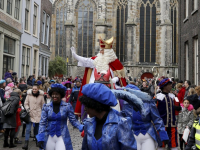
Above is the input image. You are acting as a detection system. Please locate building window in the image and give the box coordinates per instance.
[170,0,178,64]
[116,0,128,62]
[184,0,189,19]
[33,4,38,35]
[59,8,64,57]
[41,57,44,75]
[194,38,198,85]
[25,0,30,31]
[41,12,46,43]
[192,0,198,11]
[139,0,156,63]
[21,47,26,77]
[33,50,36,74]
[45,15,50,45]
[4,36,15,55]
[0,0,4,10]
[22,46,30,79]
[3,56,14,79]
[185,42,189,80]
[7,0,12,15]
[14,0,20,20]
[77,0,94,58]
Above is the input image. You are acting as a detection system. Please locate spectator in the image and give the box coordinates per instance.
[184,80,191,98]
[18,78,27,92]
[37,80,43,90]
[6,78,12,86]
[4,82,15,99]
[69,80,81,119]
[140,81,150,94]
[1,92,20,148]
[13,89,23,144]
[177,83,186,104]
[27,76,33,86]
[42,80,50,93]
[177,98,194,150]
[32,74,36,86]
[4,70,13,81]
[42,75,45,86]
[188,88,196,96]
[0,79,6,133]
[22,84,45,150]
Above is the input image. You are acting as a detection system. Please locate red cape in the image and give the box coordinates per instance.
[74,57,127,115]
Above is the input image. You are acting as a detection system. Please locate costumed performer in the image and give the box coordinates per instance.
[79,83,139,150]
[36,83,84,150]
[122,84,169,150]
[71,36,127,116]
[156,78,179,150]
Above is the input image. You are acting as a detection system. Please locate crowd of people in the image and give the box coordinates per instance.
[1,36,200,150]
[1,69,200,150]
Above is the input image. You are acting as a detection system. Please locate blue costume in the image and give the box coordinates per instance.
[121,85,169,148]
[81,83,137,150]
[36,83,84,150]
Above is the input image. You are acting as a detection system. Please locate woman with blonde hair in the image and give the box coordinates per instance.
[188,88,196,96]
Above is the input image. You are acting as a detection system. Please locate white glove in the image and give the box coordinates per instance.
[111,77,119,84]
[71,47,76,57]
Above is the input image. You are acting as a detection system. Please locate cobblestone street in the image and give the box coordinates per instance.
[0,124,82,150]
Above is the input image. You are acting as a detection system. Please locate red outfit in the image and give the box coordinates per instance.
[74,57,127,115]
[65,89,72,103]
[174,87,186,116]
[15,101,22,132]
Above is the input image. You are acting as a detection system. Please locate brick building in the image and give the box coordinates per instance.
[39,0,53,77]
[178,0,199,85]
[51,0,179,79]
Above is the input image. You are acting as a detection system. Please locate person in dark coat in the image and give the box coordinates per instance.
[18,78,27,92]
[1,92,20,148]
[27,76,33,86]
[4,70,14,81]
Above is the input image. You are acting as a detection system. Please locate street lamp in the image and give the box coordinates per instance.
[67,56,69,76]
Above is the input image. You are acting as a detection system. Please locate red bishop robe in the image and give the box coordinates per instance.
[74,56,127,115]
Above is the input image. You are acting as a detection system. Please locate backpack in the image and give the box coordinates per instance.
[1,100,14,116]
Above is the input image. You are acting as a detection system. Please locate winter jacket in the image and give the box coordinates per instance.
[18,84,27,92]
[82,109,137,150]
[24,89,45,123]
[32,78,36,85]
[184,87,190,98]
[27,79,32,86]
[177,104,194,134]
[185,118,200,150]
[187,94,200,110]
[36,101,84,150]
[0,88,6,103]
[4,72,13,81]
[1,92,20,127]
[4,86,13,99]
[178,87,186,104]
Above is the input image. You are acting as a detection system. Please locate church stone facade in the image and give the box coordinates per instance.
[51,0,179,79]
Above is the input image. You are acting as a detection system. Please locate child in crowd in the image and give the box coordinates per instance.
[177,98,194,150]
[4,82,14,99]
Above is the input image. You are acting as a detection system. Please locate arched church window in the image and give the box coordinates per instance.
[77,0,94,57]
[55,3,67,58]
[139,0,157,63]
[170,0,178,64]
[59,7,64,57]
[116,0,128,62]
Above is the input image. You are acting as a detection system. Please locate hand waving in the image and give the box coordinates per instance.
[71,47,76,56]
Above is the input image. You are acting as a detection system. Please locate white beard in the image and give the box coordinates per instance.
[93,49,117,74]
